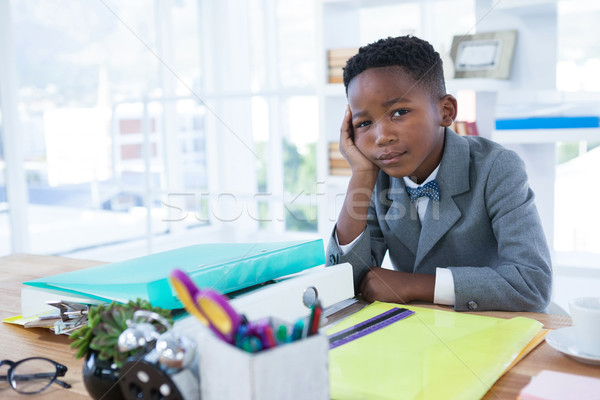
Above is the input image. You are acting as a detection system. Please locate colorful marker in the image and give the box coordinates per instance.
[291,318,305,341]
[308,300,322,336]
[241,336,263,353]
[263,324,276,349]
[276,324,288,344]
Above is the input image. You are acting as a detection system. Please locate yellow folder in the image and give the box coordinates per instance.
[327,302,543,400]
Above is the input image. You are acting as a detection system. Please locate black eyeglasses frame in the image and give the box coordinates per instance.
[0,357,71,395]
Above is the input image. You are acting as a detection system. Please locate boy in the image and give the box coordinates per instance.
[326,36,552,312]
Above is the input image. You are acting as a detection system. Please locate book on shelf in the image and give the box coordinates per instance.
[327,48,358,65]
[327,47,358,84]
[330,167,352,176]
[329,159,351,168]
[452,120,479,136]
[328,68,344,84]
[328,142,351,176]
[328,141,342,155]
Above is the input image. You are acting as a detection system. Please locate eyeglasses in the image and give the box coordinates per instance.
[0,357,71,395]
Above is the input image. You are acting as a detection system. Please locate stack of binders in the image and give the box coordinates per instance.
[21,240,342,318]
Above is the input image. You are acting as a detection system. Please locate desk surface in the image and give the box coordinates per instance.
[1,253,599,399]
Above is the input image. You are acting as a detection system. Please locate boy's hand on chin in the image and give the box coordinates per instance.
[340,105,379,178]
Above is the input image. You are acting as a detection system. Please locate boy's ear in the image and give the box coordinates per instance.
[439,94,458,127]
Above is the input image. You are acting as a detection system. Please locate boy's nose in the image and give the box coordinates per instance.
[374,123,396,146]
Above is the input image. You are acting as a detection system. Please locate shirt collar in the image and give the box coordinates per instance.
[403,164,440,189]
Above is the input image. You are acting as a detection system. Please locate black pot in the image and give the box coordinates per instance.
[82,351,125,400]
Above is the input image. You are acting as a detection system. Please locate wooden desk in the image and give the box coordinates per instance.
[1,254,599,399]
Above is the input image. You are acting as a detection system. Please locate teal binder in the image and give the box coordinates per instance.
[24,240,325,309]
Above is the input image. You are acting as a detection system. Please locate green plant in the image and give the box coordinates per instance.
[69,299,172,367]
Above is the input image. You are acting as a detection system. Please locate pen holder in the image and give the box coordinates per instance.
[194,328,329,400]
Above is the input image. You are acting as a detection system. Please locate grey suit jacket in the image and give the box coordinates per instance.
[326,129,552,312]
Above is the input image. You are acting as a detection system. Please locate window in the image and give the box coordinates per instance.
[0,0,430,257]
[282,96,318,232]
[7,0,206,258]
[0,109,8,256]
[555,140,600,255]
[206,0,319,235]
[554,1,600,258]
[556,1,600,92]
[277,0,317,89]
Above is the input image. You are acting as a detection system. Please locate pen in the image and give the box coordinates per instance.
[291,318,304,341]
[235,323,248,348]
[241,336,253,353]
[308,300,322,336]
[276,324,288,344]
[263,324,276,349]
[253,321,273,350]
[242,336,262,353]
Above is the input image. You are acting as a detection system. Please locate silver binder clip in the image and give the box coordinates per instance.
[46,300,90,335]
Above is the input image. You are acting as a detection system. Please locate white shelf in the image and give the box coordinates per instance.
[492,128,600,144]
[324,83,346,97]
[322,175,350,186]
[446,78,513,93]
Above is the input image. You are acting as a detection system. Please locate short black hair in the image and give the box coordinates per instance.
[343,35,446,99]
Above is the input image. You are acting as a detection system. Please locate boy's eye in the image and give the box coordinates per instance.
[356,120,371,129]
[392,109,409,117]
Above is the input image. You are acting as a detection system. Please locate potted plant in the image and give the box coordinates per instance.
[69,299,172,400]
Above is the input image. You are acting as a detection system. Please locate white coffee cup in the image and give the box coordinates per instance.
[569,297,600,356]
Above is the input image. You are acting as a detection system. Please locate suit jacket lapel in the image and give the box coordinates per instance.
[414,129,470,268]
[383,177,421,256]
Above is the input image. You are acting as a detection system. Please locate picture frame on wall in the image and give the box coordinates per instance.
[450,30,518,79]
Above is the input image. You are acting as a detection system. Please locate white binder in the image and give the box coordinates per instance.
[229,262,354,322]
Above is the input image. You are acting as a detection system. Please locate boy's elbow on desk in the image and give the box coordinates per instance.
[451,264,553,313]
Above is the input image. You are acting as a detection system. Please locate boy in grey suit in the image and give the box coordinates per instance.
[326,36,552,312]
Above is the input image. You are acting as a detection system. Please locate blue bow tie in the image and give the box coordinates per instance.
[405,179,440,202]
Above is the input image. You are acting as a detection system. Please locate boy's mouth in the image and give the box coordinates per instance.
[377,151,406,165]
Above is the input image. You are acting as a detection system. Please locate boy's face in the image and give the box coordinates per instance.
[347,66,452,183]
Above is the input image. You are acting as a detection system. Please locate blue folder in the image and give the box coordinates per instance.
[24,239,325,310]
